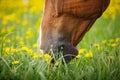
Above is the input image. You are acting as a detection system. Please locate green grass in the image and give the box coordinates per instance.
[0,10,120,80]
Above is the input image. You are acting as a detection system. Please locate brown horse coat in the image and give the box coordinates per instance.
[40,0,110,62]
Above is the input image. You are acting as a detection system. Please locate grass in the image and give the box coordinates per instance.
[0,7,120,80]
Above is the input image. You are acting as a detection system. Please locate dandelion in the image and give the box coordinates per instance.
[109,39,114,43]
[12,60,20,65]
[29,7,37,13]
[111,43,117,47]
[4,47,10,53]
[6,39,11,43]
[116,38,120,42]
[39,54,43,58]
[11,47,16,53]
[33,54,39,59]
[1,28,6,34]
[44,54,52,63]
[26,28,34,39]
[21,46,29,51]
[78,48,86,54]
[33,43,38,48]
[19,40,24,46]
[22,20,28,26]
[102,40,107,44]
[76,55,81,58]
[107,56,114,60]
[85,50,93,58]
[55,61,60,66]
[7,25,15,33]
[93,43,102,50]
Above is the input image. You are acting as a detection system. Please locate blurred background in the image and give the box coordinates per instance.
[0,0,120,49]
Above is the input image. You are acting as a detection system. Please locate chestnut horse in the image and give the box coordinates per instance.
[40,0,110,62]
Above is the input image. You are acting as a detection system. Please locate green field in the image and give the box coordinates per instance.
[0,1,120,80]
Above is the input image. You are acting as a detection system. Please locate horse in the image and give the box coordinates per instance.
[39,0,110,62]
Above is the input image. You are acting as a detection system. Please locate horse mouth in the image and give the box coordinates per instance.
[40,40,78,63]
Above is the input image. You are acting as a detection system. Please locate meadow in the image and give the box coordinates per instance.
[0,0,120,80]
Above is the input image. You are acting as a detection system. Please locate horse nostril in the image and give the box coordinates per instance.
[57,43,78,63]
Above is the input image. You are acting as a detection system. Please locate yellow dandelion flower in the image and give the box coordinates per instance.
[102,40,107,44]
[22,20,28,27]
[16,36,21,40]
[39,54,43,58]
[109,39,114,43]
[27,49,33,56]
[21,46,29,51]
[44,54,52,63]
[12,61,20,65]
[19,41,24,46]
[111,43,117,47]
[78,48,86,54]
[11,47,16,53]
[116,38,120,42]
[5,47,10,53]
[93,43,102,50]
[0,37,2,40]
[26,28,34,39]
[94,43,100,47]
[76,55,81,58]
[6,39,11,43]
[29,7,37,13]
[107,56,114,60]
[15,48,20,53]
[33,54,39,59]
[7,25,15,33]
[55,61,60,66]
[1,28,6,34]
[33,43,38,48]
[85,51,93,58]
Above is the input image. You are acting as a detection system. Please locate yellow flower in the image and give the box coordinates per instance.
[76,55,81,58]
[6,39,11,43]
[107,56,114,60]
[109,39,114,43]
[93,43,102,50]
[26,28,34,39]
[33,43,38,48]
[12,61,20,65]
[102,40,107,44]
[111,43,117,47]
[44,54,52,63]
[33,54,39,59]
[7,25,15,33]
[78,48,86,54]
[1,28,6,34]
[55,61,60,66]
[19,41,24,46]
[27,49,33,56]
[22,20,28,27]
[4,47,10,53]
[116,38,120,42]
[21,46,29,51]
[10,47,16,53]
[29,7,37,13]
[85,51,93,58]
